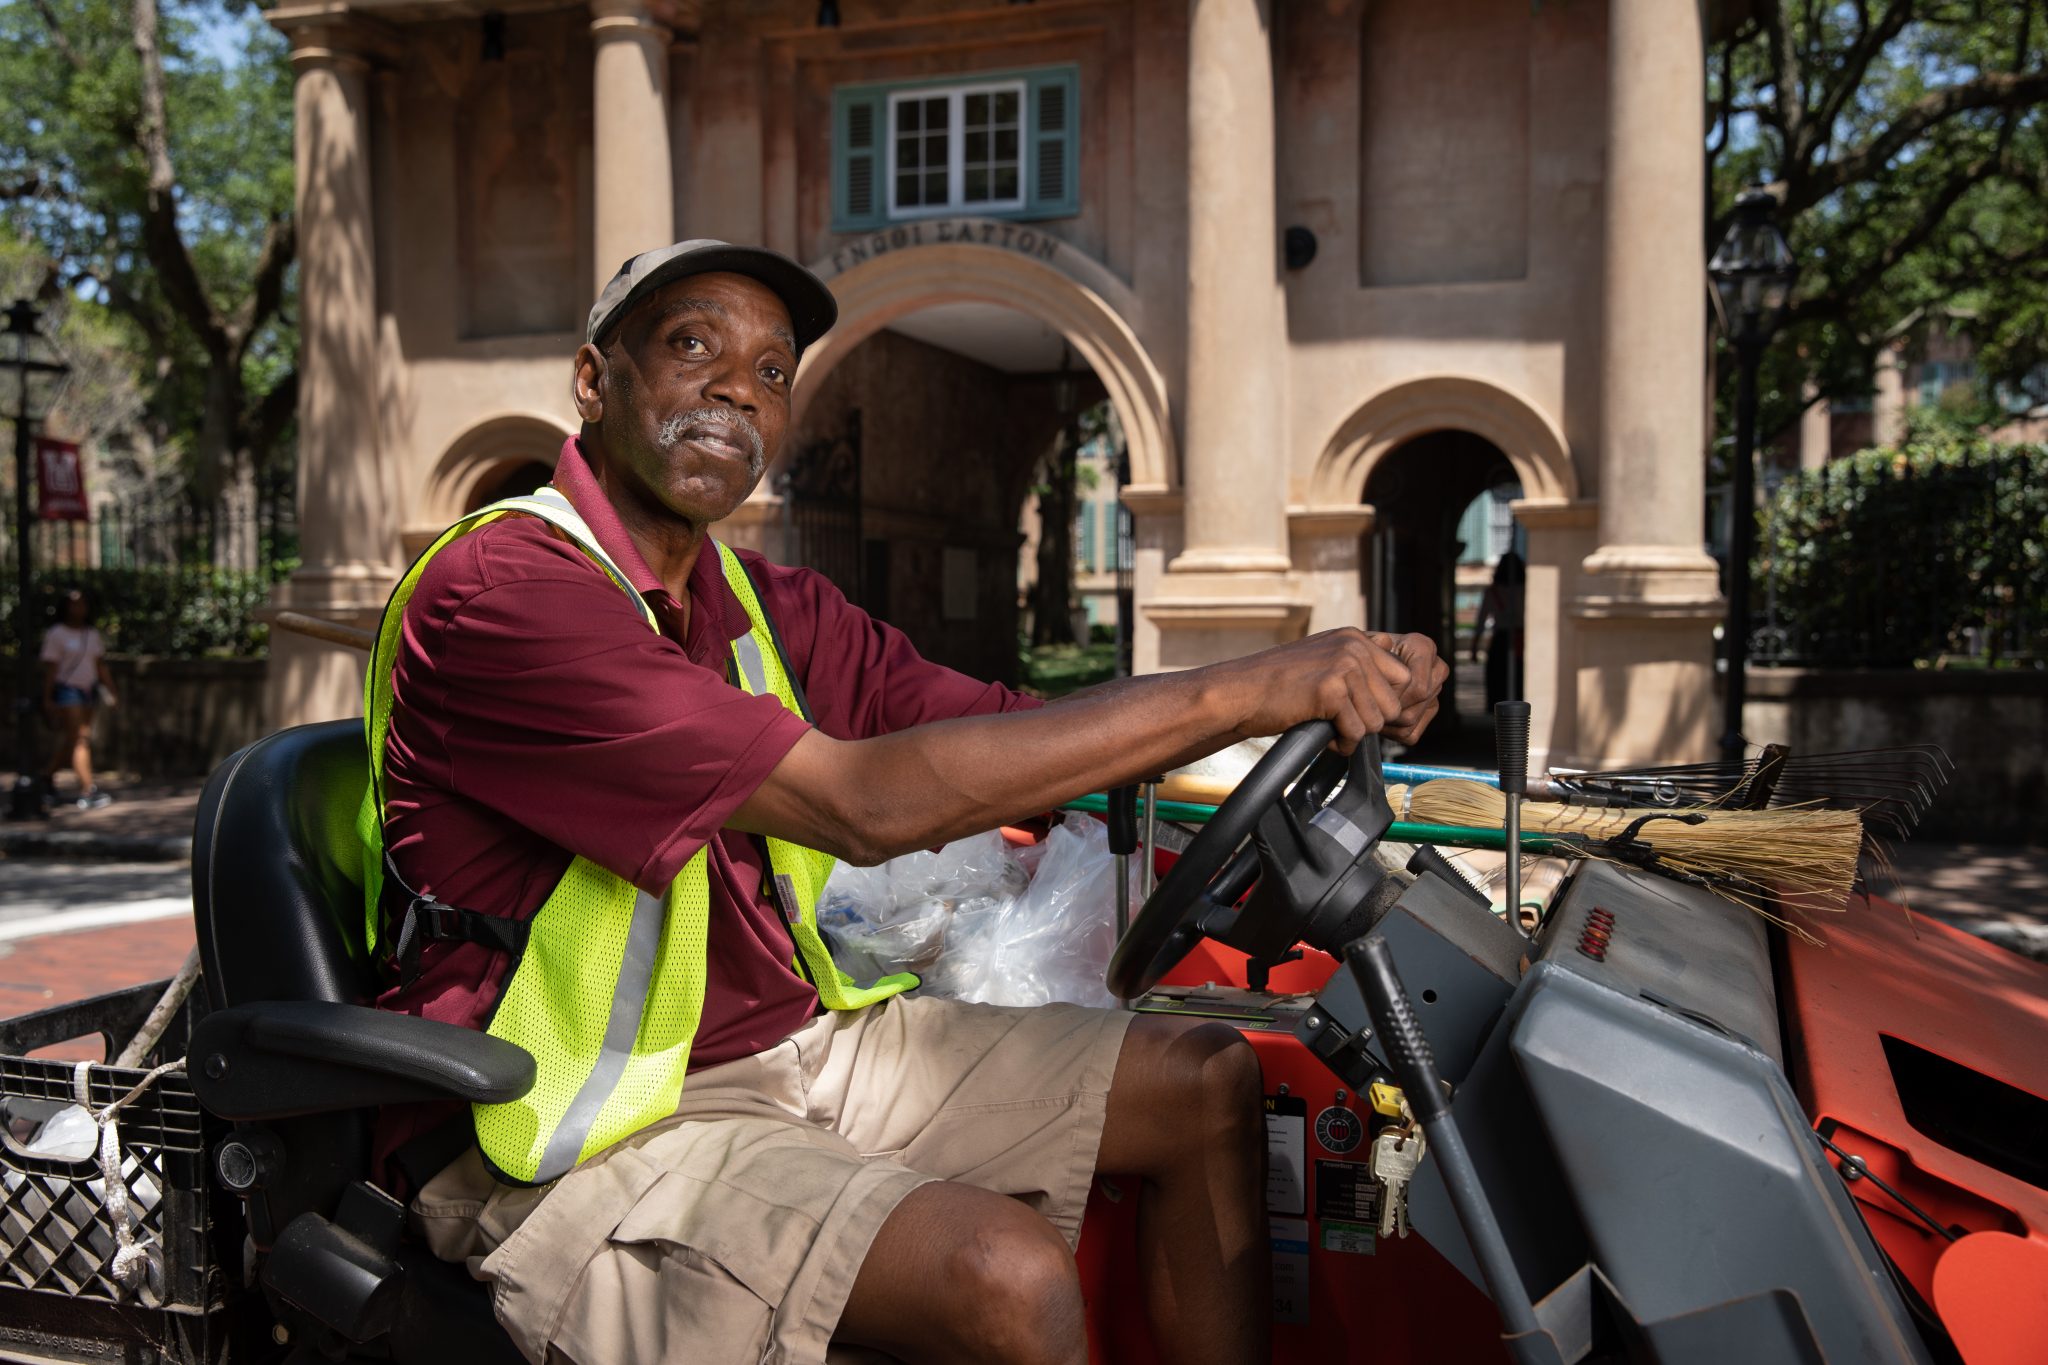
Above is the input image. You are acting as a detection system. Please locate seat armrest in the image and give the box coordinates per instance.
[192,1001,535,1120]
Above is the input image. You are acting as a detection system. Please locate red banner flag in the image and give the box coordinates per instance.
[35,437,88,521]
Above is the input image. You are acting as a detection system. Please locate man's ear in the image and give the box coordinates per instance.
[572,343,608,423]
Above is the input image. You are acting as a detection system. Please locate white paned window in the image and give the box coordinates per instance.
[887,81,1026,218]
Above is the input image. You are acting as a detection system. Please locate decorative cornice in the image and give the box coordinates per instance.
[1509,497,1598,530]
[268,4,401,66]
[1286,504,1375,536]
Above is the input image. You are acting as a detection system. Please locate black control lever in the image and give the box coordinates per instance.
[1107,785,1139,943]
[1106,785,1139,858]
[1350,935,1562,1365]
[1494,701,1532,935]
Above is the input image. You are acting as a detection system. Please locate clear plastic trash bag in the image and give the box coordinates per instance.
[818,814,1136,1009]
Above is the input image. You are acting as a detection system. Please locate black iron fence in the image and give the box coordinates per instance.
[3,493,297,658]
[1750,441,2047,668]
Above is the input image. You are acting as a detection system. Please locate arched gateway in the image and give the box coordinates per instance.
[797,221,1176,496]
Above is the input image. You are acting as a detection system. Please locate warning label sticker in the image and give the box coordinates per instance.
[1269,1217,1311,1324]
[1315,1158,1380,1226]
[1322,1219,1377,1255]
[1264,1095,1308,1217]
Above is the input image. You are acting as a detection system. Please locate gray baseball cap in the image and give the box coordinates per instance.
[585,240,838,352]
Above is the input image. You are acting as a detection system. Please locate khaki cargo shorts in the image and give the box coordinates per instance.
[413,994,1134,1365]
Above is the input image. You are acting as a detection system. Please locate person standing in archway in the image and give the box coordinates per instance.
[1473,549,1525,709]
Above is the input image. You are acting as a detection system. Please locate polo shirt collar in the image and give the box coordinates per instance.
[550,436,750,651]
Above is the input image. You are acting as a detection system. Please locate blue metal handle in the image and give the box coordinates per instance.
[1382,763,1500,789]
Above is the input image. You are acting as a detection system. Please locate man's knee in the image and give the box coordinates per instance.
[1178,1021,1264,1148]
[941,1208,1085,1365]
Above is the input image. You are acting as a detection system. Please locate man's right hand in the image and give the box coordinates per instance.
[1200,628,1446,753]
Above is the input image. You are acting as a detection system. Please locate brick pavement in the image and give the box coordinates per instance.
[0,917,196,1059]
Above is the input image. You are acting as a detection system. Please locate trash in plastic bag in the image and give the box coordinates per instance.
[818,814,1135,1009]
[817,828,1027,982]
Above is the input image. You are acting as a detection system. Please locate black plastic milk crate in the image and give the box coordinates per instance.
[0,979,242,1365]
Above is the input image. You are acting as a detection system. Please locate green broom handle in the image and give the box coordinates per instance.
[1060,793,1560,855]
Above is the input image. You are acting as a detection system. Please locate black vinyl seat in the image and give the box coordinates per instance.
[189,721,530,1363]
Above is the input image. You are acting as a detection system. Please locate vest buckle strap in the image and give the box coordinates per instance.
[393,891,532,988]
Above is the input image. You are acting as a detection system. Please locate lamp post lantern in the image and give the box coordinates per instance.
[1707,188,1795,762]
[2,299,73,821]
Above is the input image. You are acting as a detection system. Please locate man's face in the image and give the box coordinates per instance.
[574,271,798,528]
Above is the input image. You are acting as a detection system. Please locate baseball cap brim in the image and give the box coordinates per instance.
[586,241,838,353]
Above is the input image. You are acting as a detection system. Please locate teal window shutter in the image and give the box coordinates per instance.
[833,87,887,232]
[1079,502,1098,571]
[1025,67,1079,218]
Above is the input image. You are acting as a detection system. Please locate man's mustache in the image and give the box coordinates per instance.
[654,408,766,474]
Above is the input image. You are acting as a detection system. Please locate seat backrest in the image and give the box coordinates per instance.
[193,720,376,1010]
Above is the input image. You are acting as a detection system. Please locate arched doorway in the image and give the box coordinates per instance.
[1362,431,1519,737]
[778,300,1111,686]
[1308,376,1582,762]
[413,412,572,556]
[761,229,1173,687]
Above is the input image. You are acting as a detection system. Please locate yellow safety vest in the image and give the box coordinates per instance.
[358,487,916,1186]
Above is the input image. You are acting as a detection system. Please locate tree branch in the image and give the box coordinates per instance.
[1760,2,1806,146]
[129,0,229,361]
[1806,0,1918,165]
[1782,155,1991,328]
[1799,69,2048,208]
[27,0,86,71]
[230,212,296,360]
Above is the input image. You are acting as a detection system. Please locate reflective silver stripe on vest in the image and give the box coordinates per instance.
[733,630,769,697]
[532,887,668,1184]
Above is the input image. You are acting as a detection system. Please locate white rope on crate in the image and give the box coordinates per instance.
[70,1055,184,1303]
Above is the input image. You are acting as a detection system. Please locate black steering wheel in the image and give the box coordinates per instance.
[1106,723,1397,1000]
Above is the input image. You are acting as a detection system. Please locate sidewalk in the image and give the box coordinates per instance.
[0,772,203,860]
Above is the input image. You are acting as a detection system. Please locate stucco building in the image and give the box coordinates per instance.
[267,0,1723,770]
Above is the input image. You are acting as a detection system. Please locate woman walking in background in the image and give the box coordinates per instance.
[41,588,116,810]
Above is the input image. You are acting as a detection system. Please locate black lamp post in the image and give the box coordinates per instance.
[3,299,72,821]
[1707,188,1795,761]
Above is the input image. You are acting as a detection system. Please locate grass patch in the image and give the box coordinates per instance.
[1020,641,1119,697]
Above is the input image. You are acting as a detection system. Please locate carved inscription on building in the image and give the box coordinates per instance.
[824,219,1064,277]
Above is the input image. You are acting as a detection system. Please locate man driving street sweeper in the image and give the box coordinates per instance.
[362,241,1447,1365]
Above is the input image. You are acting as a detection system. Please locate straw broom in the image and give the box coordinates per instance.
[1392,778,1862,941]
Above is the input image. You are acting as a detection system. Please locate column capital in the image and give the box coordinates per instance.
[590,0,672,41]
[1509,497,1598,530]
[1286,504,1376,537]
[268,3,398,69]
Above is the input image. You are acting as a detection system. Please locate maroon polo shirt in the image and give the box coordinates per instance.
[375,436,1036,1175]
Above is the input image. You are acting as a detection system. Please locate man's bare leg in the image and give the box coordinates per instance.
[1096,1016,1271,1363]
[837,1181,1087,1365]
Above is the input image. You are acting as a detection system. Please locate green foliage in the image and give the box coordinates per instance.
[1017,641,1117,698]
[0,0,296,492]
[2,560,290,658]
[1709,2,2048,439]
[1756,434,2048,667]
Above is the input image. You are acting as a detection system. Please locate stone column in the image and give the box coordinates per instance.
[1798,382,1831,471]
[1873,342,1906,446]
[1570,0,1723,764]
[1144,0,1307,667]
[1177,0,1287,572]
[1287,506,1374,634]
[264,8,398,726]
[591,0,674,291]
